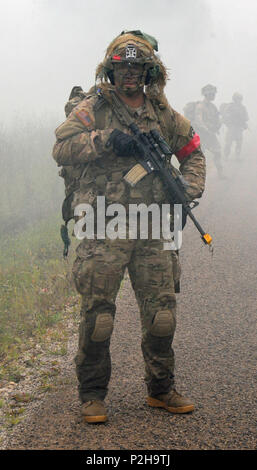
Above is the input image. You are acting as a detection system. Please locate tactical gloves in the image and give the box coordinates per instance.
[107,129,143,157]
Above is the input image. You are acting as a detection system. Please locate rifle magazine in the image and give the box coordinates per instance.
[124,164,148,187]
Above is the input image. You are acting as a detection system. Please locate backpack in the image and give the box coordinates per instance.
[183,101,199,122]
[183,101,201,123]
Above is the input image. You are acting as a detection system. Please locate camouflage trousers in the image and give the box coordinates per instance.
[224,128,243,158]
[200,133,223,176]
[72,237,180,402]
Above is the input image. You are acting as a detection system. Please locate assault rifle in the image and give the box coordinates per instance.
[110,92,213,251]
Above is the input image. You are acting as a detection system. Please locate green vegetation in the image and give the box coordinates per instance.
[0,115,81,433]
[0,211,78,362]
[0,114,81,365]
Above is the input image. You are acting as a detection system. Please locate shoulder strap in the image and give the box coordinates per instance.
[150,101,177,144]
[93,95,110,129]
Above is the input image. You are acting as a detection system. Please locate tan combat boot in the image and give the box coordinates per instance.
[147,390,194,414]
[81,400,108,423]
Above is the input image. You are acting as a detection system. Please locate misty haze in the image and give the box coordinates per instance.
[0,0,256,453]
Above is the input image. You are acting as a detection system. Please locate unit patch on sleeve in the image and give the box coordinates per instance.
[75,109,93,128]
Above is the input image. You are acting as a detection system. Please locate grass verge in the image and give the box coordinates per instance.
[0,213,78,373]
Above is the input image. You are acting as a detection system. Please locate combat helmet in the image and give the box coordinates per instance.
[201,84,217,96]
[232,92,243,102]
[96,30,169,105]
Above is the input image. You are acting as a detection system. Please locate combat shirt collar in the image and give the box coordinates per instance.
[122,95,157,121]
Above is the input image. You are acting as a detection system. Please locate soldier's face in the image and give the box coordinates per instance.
[113,62,144,95]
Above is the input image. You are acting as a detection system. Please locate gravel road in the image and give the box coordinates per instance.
[4,149,257,451]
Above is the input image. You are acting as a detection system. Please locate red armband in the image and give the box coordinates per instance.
[175,133,200,162]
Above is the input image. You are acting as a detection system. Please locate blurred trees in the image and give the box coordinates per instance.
[0,115,63,234]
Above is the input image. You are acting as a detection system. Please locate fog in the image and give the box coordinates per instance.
[1,2,256,450]
[1,0,257,122]
[0,0,256,231]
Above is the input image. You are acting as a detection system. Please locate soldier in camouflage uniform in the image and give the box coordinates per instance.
[220,92,249,160]
[194,84,223,177]
[52,30,206,423]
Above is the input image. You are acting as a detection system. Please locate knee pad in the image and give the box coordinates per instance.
[91,313,114,342]
[150,310,175,337]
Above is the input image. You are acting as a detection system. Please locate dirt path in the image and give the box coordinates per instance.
[3,152,257,450]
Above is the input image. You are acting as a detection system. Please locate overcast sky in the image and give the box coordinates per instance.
[0,0,256,124]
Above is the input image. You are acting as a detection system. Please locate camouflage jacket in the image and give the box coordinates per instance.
[52,89,206,218]
[194,99,221,134]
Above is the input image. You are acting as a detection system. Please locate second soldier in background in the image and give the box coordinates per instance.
[220,92,249,160]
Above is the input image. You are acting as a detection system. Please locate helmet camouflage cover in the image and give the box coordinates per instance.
[96,30,169,104]
[232,92,243,102]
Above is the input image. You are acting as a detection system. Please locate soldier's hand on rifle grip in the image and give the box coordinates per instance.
[107,129,144,157]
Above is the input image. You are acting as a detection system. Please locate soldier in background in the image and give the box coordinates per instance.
[220,92,249,160]
[193,84,223,178]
